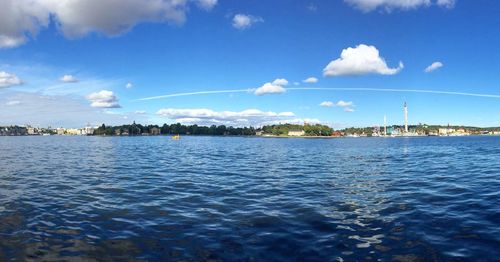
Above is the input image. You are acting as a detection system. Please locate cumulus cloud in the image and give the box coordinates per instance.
[125,82,133,89]
[345,0,456,12]
[344,108,355,112]
[0,0,50,48]
[87,90,121,108]
[424,61,443,73]
[319,101,334,107]
[0,0,217,48]
[303,77,318,83]
[157,108,296,126]
[0,71,23,88]
[60,74,78,83]
[272,78,288,86]
[323,44,403,77]
[254,78,288,96]
[232,14,263,30]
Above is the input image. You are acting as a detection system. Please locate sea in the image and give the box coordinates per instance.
[0,136,499,261]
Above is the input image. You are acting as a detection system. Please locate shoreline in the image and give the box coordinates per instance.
[1,134,499,138]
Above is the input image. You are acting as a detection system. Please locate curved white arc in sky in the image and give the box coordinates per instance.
[287,87,500,99]
[137,87,500,101]
[137,89,253,100]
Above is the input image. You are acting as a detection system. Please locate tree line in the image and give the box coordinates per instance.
[93,122,335,136]
[261,124,334,136]
[93,122,256,136]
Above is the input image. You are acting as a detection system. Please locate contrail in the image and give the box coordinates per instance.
[137,87,500,101]
[288,87,500,99]
[137,89,253,100]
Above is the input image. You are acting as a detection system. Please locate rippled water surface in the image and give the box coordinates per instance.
[0,136,499,261]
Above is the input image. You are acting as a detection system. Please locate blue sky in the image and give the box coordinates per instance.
[1,0,499,128]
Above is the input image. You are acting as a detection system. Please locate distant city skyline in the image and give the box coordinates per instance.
[1,0,500,128]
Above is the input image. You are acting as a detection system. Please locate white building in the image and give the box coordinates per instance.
[288,129,305,136]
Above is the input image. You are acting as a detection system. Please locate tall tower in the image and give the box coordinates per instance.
[404,102,408,133]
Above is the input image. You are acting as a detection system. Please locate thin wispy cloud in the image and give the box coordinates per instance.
[425,61,444,73]
[345,0,456,12]
[0,92,145,127]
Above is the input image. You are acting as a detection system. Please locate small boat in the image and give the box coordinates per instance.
[172,135,180,140]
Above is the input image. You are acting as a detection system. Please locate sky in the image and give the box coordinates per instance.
[1,0,500,128]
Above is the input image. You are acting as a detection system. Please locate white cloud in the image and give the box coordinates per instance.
[0,71,23,88]
[86,90,121,108]
[157,108,296,126]
[125,82,133,89]
[272,78,289,86]
[135,110,146,114]
[0,0,216,48]
[5,100,21,106]
[303,77,318,83]
[60,74,78,83]
[0,0,50,48]
[344,0,455,12]
[254,83,286,96]
[424,61,443,73]
[0,92,145,127]
[195,0,218,10]
[254,78,288,96]
[344,108,355,112]
[323,44,403,76]
[320,101,334,107]
[336,100,353,107]
[232,14,263,30]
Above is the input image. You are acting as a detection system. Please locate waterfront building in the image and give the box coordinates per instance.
[65,129,80,135]
[288,129,305,136]
[150,127,161,135]
[439,128,455,136]
[82,126,95,135]
[386,126,394,135]
[27,127,37,135]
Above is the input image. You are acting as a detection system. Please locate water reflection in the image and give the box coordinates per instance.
[0,136,499,261]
